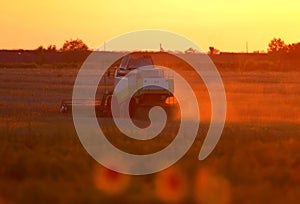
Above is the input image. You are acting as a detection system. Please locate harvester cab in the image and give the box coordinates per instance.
[113,52,174,106]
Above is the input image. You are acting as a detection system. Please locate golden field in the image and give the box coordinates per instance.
[0,55,299,203]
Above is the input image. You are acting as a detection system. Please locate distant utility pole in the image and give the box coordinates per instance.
[160,43,164,52]
[104,41,106,51]
[246,41,248,53]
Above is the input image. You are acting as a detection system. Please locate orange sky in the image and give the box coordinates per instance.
[0,0,299,52]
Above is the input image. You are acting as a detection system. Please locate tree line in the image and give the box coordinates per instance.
[36,38,300,57]
[267,38,300,57]
[36,38,89,52]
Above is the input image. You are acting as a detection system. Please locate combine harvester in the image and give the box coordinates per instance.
[60,52,178,119]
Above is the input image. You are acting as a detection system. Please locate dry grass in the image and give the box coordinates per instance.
[0,62,299,203]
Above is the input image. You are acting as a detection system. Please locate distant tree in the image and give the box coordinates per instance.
[184,47,198,54]
[36,46,46,51]
[209,46,220,54]
[35,46,46,64]
[47,44,57,51]
[286,42,300,58]
[293,43,300,55]
[60,38,89,51]
[60,39,90,63]
[268,38,286,53]
[287,43,300,53]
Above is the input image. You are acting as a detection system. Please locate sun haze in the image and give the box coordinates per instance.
[0,0,299,51]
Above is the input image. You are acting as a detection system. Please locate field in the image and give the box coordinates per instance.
[0,56,300,203]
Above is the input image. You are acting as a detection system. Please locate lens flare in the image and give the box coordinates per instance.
[154,167,187,202]
[194,168,231,204]
[93,164,130,195]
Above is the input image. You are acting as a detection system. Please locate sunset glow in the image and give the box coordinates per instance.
[1,0,299,51]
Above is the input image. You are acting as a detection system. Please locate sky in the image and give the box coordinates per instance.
[0,0,299,52]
